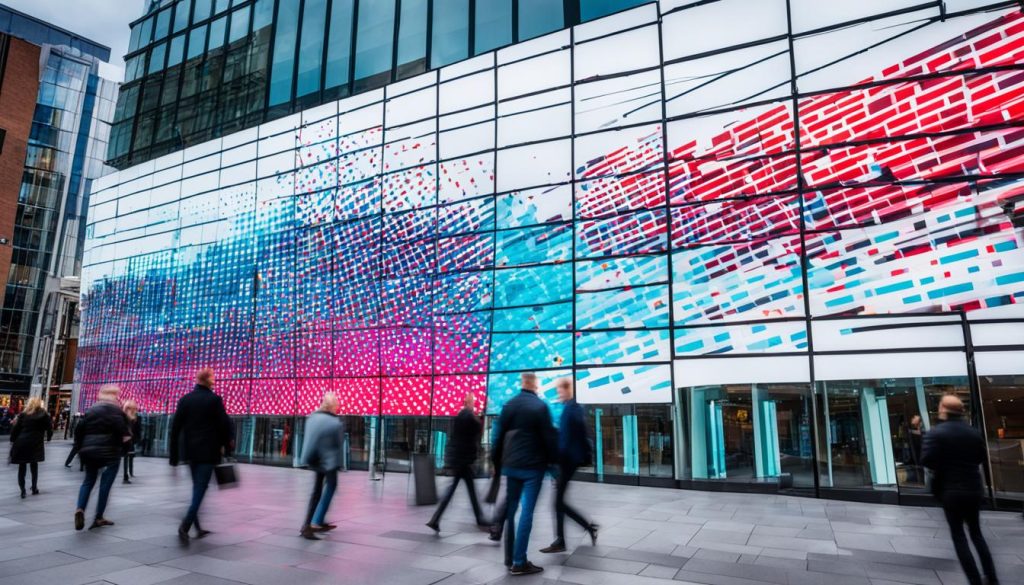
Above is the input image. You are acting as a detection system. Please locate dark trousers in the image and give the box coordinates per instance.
[430,464,484,526]
[65,445,78,467]
[77,460,119,519]
[303,469,338,528]
[17,462,38,491]
[941,491,998,585]
[183,463,215,530]
[554,463,591,542]
[123,454,134,480]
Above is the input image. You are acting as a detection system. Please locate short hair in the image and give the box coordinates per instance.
[196,368,214,386]
[940,394,965,415]
[520,372,537,384]
[319,392,338,412]
[98,384,120,400]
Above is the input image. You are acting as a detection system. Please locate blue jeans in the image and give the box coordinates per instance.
[502,467,544,567]
[77,460,120,519]
[183,463,215,529]
[306,469,338,527]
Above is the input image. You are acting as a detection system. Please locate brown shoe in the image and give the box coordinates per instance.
[539,541,566,553]
[311,524,336,532]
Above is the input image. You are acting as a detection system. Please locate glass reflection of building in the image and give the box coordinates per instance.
[79,0,1024,509]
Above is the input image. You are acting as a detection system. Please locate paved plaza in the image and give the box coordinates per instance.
[0,440,1020,585]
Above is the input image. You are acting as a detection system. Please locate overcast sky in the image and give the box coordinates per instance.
[3,0,134,70]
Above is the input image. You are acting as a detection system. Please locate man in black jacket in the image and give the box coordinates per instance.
[921,395,999,585]
[426,393,486,532]
[492,373,557,576]
[170,368,232,543]
[541,378,597,553]
[74,385,130,530]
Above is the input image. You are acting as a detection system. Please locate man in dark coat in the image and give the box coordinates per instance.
[492,372,558,576]
[74,385,130,530]
[921,395,999,585]
[540,378,597,553]
[170,368,232,542]
[426,393,486,533]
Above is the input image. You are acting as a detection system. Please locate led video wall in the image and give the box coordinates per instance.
[78,1,1024,417]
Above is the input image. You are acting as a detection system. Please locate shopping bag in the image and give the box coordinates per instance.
[214,463,239,489]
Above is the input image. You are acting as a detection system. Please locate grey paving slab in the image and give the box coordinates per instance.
[0,440,1020,585]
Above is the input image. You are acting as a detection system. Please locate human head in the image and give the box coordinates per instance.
[196,368,215,388]
[910,414,921,428]
[123,399,139,420]
[318,392,339,414]
[98,384,121,403]
[23,397,44,416]
[463,392,475,411]
[520,372,538,393]
[938,395,965,420]
[556,377,574,402]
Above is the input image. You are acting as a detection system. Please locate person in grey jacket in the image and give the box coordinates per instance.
[299,393,345,540]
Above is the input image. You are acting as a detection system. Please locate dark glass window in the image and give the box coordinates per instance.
[353,0,396,91]
[154,8,172,41]
[168,34,186,67]
[519,0,563,40]
[139,15,155,47]
[193,0,213,23]
[148,42,168,74]
[253,0,274,29]
[173,0,191,32]
[431,0,469,68]
[296,0,328,98]
[229,5,250,43]
[396,0,428,78]
[208,15,228,50]
[474,0,512,54]
[128,22,143,52]
[268,0,301,106]
[187,25,208,60]
[580,0,649,21]
[215,0,230,15]
[324,0,354,92]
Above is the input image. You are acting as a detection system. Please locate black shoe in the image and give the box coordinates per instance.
[425,521,439,533]
[89,518,114,529]
[74,510,84,531]
[123,478,132,484]
[19,490,25,499]
[539,542,566,554]
[300,526,320,540]
[31,488,39,495]
[488,526,502,542]
[588,524,599,546]
[509,562,543,576]
[178,524,190,543]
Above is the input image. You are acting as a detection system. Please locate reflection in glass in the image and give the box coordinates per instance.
[980,375,1024,503]
[268,1,299,106]
[354,0,396,91]
[324,0,355,95]
[296,0,327,97]
[519,0,564,41]
[475,0,512,54]
[397,0,428,78]
[431,0,469,68]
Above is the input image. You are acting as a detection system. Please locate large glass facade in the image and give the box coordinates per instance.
[81,2,1024,508]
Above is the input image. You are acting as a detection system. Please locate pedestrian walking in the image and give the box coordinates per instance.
[922,395,1000,585]
[492,372,558,576]
[540,378,597,553]
[298,393,345,540]
[9,397,53,498]
[74,385,130,531]
[427,393,487,533]
[65,413,83,469]
[169,368,233,543]
[122,400,141,484]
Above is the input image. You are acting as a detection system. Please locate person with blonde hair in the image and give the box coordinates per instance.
[74,384,130,530]
[9,396,52,498]
[298,392,345,539]
[122,400,141,484]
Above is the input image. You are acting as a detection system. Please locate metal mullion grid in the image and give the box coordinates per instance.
[427,70,441,431]
[486,54,500,418]
[569,21,580,382]
[373,78,390,471]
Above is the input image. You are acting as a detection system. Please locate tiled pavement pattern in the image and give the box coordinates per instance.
[1,441,1021,585]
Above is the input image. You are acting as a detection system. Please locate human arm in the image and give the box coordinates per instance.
[9,416,19,443]
[491,410,507,469]
[169,400,183,466]
[920,428,938,470]
[46,414,54,441]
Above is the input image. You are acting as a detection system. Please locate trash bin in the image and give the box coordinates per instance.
[411,452,438,506]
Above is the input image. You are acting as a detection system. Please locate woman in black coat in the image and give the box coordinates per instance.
[10,397,53,498]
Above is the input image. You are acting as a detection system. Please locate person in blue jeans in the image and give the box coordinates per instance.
[299,393,345,540]
[74,384,131,530]
[491,373,558,576]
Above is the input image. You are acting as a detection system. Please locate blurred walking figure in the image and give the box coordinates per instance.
[65,413,84,469]
[122,400,141,484]
[10,397,53,498]
[427,393,487,533]
[74,385,130,530]
[540,378,597,553]
[299,392,345,540]
[492,372,558,576]
[922,395,1000,585]
[170,368,232,543]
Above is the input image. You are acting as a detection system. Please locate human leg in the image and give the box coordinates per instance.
[123,455,131,481]
[558,465,591,534]
[29,462,38,492]
[503,473,525,568]
[312,470,337,527]
[511,470,543,568]
[942,497,983,585]
[428,472,462,529]
[183,463,215,530]
[962,497,998,583]
[94,460,121,520]
[303,472,326,529]
[17,463,26,495]
[75,464,99,530]
[459,466,485,525]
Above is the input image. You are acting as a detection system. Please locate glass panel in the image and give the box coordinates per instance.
[519,0,563,41]
[636,404,673,477]
[148,42,167,74]
[324,0,355,91]
[382,416,430,472]
[396,0,428,78]
[816,377,971,490]
[296,0,327,97]
[193,0,213,23]
[154,8,171,41]
[580,0,649,21]
[253,0,274,29]
[187,25,207,60]
[268,0,301,106]
[129,22,143,52]
[173,0,191,33]
[474,0,512,54]
[208,15,228,50]
[980,375,1024,505]
[353,0,396,90]
[215,0,230,14]
[229,5,250,43]
[168,34,186,67]
[431,0,469,68]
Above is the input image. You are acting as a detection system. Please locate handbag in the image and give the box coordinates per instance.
[214,462,239,489]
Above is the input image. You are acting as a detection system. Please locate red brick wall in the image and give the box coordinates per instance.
[0,35,40,309]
